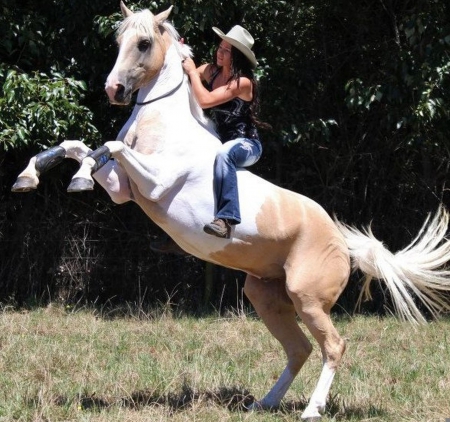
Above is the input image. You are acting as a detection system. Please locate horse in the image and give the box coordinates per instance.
[11,2,450,419]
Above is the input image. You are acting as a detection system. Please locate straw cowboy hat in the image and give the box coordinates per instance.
[212,25,258,68]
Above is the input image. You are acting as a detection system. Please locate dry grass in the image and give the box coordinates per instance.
[0,304,449,421]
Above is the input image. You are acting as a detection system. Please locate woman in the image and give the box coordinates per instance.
[183,25,267,238]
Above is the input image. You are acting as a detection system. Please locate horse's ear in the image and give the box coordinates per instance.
[120,1,133,17]
[154,5,173,24]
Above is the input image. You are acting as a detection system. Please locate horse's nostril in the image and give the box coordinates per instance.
[116,84,125,99]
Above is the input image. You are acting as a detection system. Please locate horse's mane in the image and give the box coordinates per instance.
[117,9,215,133]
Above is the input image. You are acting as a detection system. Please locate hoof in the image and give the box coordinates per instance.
[11,177,38,192]
[244,401,269,412]
[301,408,322,421]
[67,177,94,192]
[244,402,260,412]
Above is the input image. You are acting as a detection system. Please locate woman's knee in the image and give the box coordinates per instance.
[215,145,235,166]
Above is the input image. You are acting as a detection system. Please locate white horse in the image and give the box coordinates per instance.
[11,3,450,419]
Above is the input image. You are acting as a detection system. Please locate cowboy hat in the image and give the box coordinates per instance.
[212,25,258,68]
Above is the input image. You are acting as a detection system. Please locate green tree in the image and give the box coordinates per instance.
[0,0,449,312]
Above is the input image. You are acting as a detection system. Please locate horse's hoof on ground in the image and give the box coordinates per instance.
[301,408,322,421]
[11,177,38,192]
[243,401,261,412]
[67,177,94,192]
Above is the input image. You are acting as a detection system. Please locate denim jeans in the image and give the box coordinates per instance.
[213,137,262,225]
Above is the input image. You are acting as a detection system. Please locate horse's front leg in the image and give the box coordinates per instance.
[67,142,132,204]
[11,140,92,192]
[69,141,184,202]
[67,145,112,192]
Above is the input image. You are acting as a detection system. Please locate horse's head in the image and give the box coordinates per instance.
[105,2,183,105]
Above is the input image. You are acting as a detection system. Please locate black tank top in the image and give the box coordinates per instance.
[207,69,259,143]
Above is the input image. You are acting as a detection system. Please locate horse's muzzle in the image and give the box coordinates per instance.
[105,82,131,105]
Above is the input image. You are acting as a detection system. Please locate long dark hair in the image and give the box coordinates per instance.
[214,47,272,131]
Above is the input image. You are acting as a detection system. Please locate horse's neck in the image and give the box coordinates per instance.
[136,44,215,133]
[136,45,183,104]
[187,84,216,133]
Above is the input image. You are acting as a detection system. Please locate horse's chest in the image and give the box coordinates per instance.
[121,110,169,154]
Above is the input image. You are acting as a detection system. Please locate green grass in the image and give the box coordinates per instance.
[0,305,449,421]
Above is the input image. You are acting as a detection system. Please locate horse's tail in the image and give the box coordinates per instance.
[335,206,450,324]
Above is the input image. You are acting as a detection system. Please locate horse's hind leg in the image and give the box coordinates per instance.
[12,140,92,192]
[244,275,313,409]
[297,306,345,419]
[285,266,348,420]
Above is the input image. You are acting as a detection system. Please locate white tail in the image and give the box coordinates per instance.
[336,206,450,324]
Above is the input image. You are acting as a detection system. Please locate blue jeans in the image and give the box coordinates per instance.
[213,137,262,225]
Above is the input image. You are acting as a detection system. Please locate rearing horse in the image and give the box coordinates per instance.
[11,3,450,420]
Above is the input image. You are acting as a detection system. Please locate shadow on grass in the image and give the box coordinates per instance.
[76,385,255,414]
[55,385,387,420]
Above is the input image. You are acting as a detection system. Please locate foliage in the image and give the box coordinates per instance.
[0,67,99,151]
[0,0,450,309]
[0,0,128,150]
[344,4,450,148]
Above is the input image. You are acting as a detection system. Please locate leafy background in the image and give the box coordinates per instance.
[0,0,449,313]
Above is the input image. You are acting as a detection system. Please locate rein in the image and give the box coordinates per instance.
[135,72,184,106]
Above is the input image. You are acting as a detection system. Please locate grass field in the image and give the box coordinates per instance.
[0,304,449,421]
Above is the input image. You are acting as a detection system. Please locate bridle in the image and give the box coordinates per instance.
[135,71,184,106]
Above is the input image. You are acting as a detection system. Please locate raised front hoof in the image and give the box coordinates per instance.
[11,177,38,192]
[67,177,94,192]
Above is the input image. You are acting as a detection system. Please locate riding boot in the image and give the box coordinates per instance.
[203,218,231,239]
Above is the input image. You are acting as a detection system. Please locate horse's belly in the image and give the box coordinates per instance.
[137,169,335,280]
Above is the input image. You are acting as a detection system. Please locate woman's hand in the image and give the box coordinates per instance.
[182,57,198,77]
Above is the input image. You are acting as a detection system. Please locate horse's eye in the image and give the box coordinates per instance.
[138,39,151,52]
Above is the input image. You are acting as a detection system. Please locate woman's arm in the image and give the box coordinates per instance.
[182,58,252,109]
[195,63,210,82]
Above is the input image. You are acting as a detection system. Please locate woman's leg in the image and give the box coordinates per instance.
[204,138,261,237]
